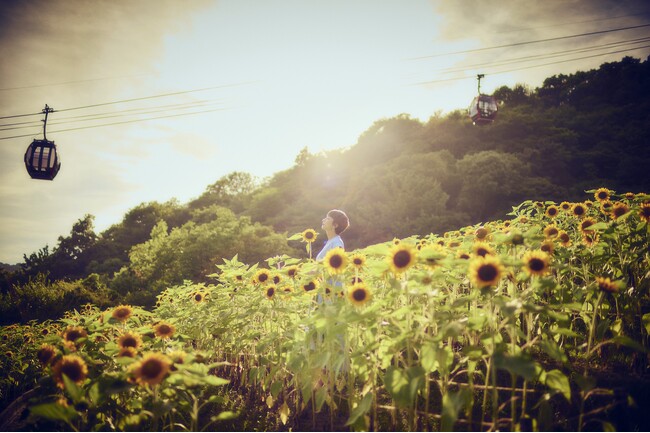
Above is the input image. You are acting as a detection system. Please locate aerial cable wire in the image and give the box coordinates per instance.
[415,44,650,85]
[0,106,232,141]
[432,37,650,75]
[0,100,223,133]
[411,23,650,60]
[0,81,252,120]
[54,82,250,113]
[496,11,650,34]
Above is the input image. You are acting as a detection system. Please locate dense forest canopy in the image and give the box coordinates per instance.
[1,56,649,322]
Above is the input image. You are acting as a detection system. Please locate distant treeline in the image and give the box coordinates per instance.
[1,55,649,323]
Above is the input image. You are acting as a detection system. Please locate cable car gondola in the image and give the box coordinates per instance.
[24,104,61,180]
[468,74,498,125]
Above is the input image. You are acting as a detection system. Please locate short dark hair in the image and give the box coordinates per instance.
[328,209,349,235]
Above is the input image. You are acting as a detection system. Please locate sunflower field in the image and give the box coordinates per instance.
[1,188,649,431]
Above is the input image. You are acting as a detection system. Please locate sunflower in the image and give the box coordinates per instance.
[118,332,143,350]
[600,200,613,214]
[37,344,57,367]
[153,321,176,339]
[112,305,134,322]
[253,269,271,285]
[118,347,138,358]
[62,326,87,344]
[392,238,401,245]
[519,216,529,224]
[596,277,621,294]
[457,251,471,260]
[503,220,512,228]
[475,226,490,240]
[559,201,571,211]
[543,224,559,239]
[324,248,348,274]
[571,203,587,218]
[265,286,276,300]
[640,203,650,223]
[557,230,572,247]
[168,350,187,365]
[594,188,611,202]
[624,192,635,200]
[281,285,293,294]
[301,229,318,243]
[468,256,504,288]
[545,205,559,218]
[388,244,417,274]
[285,265,299,279]
[522,251,551,276]
[302,279,319,293]
[540,241,555,255]
[347,283,372,306]
[610,202,630,220]
[472,242,495,258]
[350,276,363,285]
[52,355,88,389]
[349,253,366,269]
[271,273,283,285]
[130,353,171,386]
[192,291,206,303]
[582,232,600,247]
[509,232,525,246]
[419,245,445,267]
[579,217,597,234]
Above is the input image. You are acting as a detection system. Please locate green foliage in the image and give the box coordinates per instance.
[0,273,115,325]
[120,206,291,306]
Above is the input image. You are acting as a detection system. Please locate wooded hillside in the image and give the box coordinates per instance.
[1,56,648,322]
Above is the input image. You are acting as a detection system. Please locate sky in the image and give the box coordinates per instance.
[1,0,649,264]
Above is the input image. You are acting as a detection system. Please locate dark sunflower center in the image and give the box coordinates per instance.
[548,208,557,215]
[304,282,315,291]
[305,232,314,240]
[122,336,138,347]
[613,207,627,217]
[329,254,343,268]
[598,192,608,200]
[267,287,275,297]
[528,258,545,272]
[476,248,488,257]
[478,264,498,282]
[560,233,570,243]
[141,360,163,379]
[393,250,411,268]
[194,294,202,302]
[115,308,130,318]
[61,363,84,382]
[258,274,268,282]
[38,348,55,364]
[352,288,367,302]
[158,325,171,335]
[273,276,281,284]
[574,206,585,215]
[66,331,82,341]
[353,258,363,265]
[546,228,558,237]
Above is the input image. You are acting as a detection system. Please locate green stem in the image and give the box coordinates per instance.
[587,291,605,356]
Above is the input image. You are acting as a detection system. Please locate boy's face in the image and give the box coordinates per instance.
[322,214,336,232]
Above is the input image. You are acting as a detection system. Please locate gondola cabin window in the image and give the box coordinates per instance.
[24,139,61,180]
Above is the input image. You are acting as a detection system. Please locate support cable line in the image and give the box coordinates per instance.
[496,11,650,34]
[0,81,251,120]
[0,106,232,141]
[0,99,223,132]
[410,23,650,60]
[415,44,650,86]
[430,36,650,76]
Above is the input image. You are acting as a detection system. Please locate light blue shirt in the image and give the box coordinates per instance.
[316,235,344,261]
